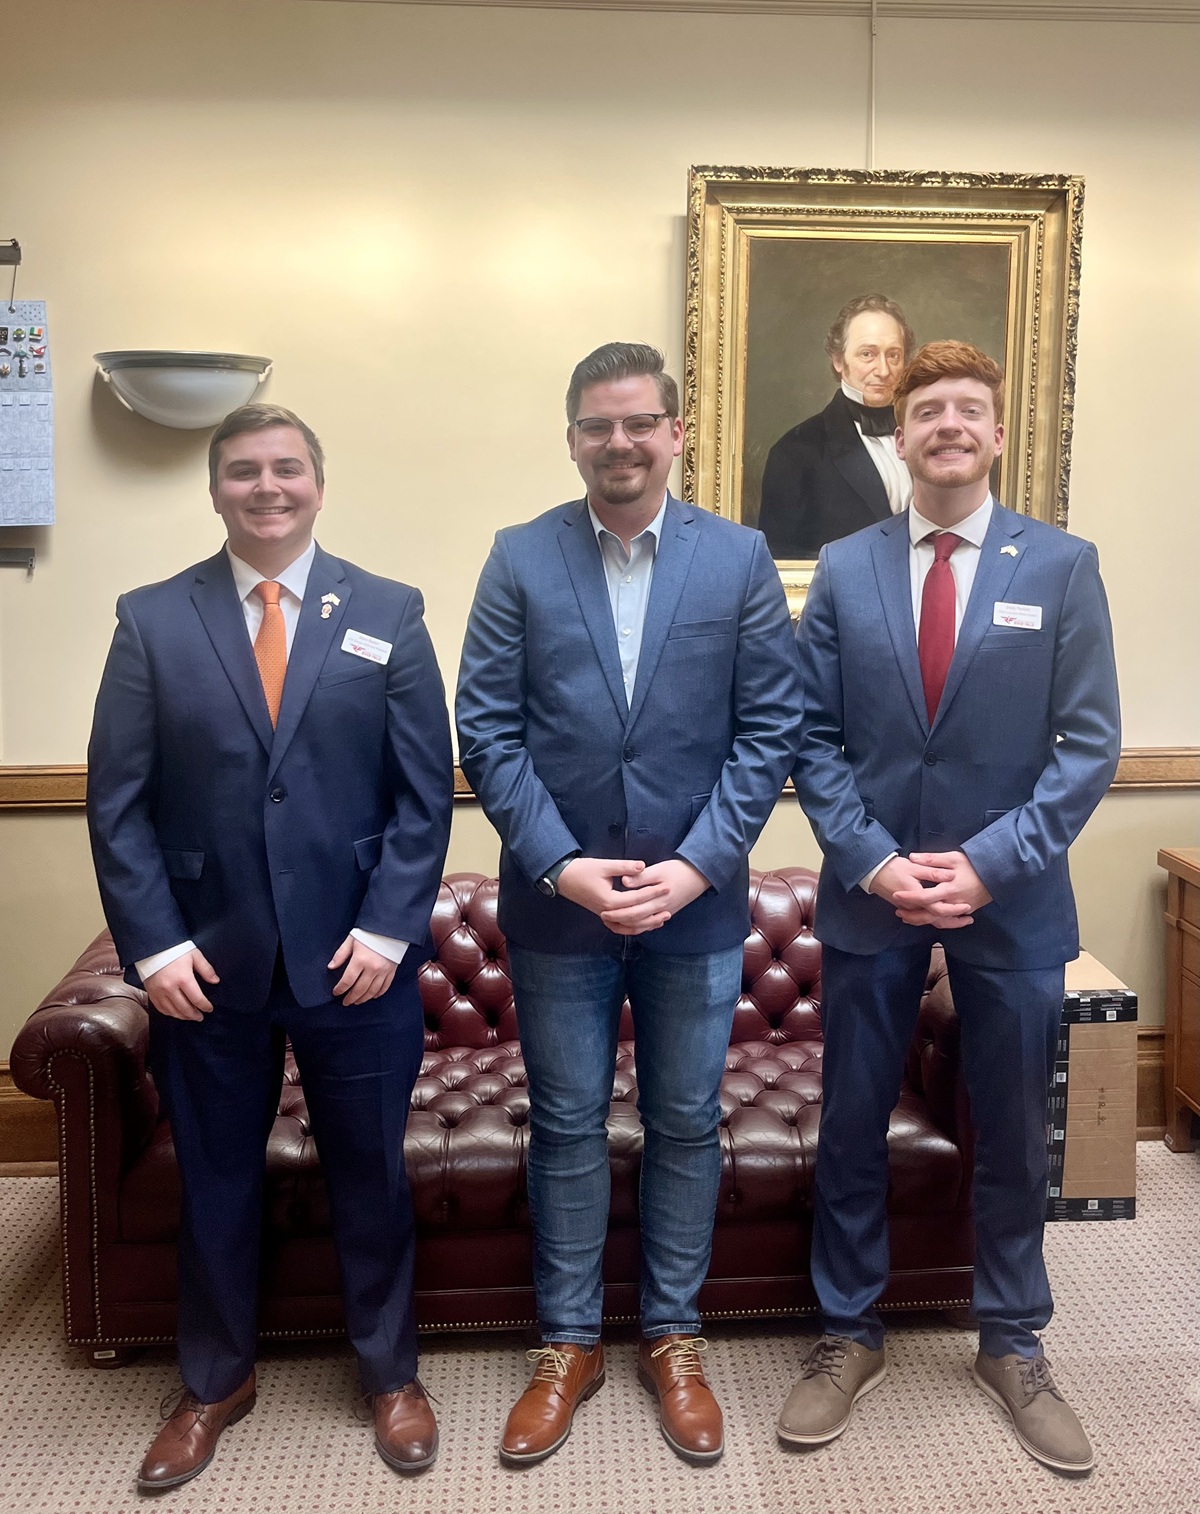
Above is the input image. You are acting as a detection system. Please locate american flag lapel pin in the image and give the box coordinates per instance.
[1001,545,1018,557]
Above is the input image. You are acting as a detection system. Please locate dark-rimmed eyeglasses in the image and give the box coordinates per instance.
[573,412,670,444]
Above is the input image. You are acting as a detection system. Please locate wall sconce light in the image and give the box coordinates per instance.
[94,350,273,429]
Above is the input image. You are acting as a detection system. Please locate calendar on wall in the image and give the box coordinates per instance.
[0,298,54,525]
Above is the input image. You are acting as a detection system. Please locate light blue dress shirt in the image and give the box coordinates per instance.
[587,494,668,706]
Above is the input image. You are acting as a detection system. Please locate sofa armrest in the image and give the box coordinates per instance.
[10,931,158,1160]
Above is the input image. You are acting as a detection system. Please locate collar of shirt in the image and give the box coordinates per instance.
[840,380,866,405]
[909,494,993,552]
[226,538,316,606]
[587,493,668,557]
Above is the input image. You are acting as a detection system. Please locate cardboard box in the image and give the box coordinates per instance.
[1045,952,1137,1221]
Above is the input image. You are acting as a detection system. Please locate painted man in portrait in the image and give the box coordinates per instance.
[758,294,916,559]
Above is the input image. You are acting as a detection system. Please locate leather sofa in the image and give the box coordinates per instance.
[11,868,974,1367]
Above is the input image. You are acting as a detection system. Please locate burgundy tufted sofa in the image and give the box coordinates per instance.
[11,868,974,1366]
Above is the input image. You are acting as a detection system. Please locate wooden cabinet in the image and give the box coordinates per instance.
[1159,847,1200,1152]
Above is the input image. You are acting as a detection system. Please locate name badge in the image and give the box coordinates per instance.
[341,628,393,664]
[992,601,1042,631]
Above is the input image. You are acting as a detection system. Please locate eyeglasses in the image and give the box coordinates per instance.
[573,412,670,444]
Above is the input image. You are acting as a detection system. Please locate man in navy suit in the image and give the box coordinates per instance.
[87,404,453,1489]
[780,343,1119,1473]
[456,343,803,1466]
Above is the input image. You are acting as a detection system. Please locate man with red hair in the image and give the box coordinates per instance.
[783,341,1120,1474]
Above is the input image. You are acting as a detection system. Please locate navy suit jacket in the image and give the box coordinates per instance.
[87,543,454,1010]
[793,502,1121,969]
[456,495,804,955]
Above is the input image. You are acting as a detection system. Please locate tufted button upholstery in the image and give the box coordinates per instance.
[12,868,975,1346]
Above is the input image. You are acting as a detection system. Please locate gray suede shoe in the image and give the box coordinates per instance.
[777,1336,886,1446]
[972,1351,1094,1474]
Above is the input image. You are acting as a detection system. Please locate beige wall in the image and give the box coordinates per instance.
[1,1,1197,1053]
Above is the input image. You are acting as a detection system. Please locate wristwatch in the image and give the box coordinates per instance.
[536,852,580,898]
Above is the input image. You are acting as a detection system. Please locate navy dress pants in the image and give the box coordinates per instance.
[149,955,424,1402]
[811,939,1064,1360]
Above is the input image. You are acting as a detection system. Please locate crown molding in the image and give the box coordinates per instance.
[308,0,1199,24]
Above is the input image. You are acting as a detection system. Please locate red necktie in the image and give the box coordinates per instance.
[252,580,287,727]
[917,532,962,723]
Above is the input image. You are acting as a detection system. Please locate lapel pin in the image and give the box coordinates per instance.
[1001,545,1018,557]
[321,604,332,619]
[321,592,340,605]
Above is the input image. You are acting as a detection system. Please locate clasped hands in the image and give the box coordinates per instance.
[143,936,397,1021]
[556,856,709,936]
[870,850,992,929]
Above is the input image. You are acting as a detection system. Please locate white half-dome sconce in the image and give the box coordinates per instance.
[94,350,273,430]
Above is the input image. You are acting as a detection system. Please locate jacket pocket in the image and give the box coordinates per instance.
[667,617,735,640]
[354,833,385,871]
[162,848,204,881]
[318,661,386,688]
[689,792,712,823]
[984,808,1011,824]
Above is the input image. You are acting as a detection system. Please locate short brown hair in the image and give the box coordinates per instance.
[208,404,325,490]
[824,294,916,378]
[565,342,679,423]
[893,341,1005,425]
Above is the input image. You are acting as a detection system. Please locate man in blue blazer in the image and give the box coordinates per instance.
[457,343,803,1466]
[781,343,1120,1474]
[87,404,453,1489]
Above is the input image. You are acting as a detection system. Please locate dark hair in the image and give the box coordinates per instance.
[824,294,916,378]
[565,342,679,422]
[893,340,1005,425]
[208,404,325,490]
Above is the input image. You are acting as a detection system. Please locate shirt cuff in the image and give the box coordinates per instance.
[859,854,898,894]
[350,929,410,967]
[135,940,198,983]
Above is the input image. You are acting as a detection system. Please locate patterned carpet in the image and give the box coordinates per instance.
[2,1144,1196,1514]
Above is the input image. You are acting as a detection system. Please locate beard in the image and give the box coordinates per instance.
[591,453,649,505]
[908,445,994,490]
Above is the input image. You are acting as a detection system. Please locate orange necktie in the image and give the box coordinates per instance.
[252,580,287,726]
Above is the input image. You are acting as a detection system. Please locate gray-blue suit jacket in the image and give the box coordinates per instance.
[793,502,1121,969]
[456,495,804,954]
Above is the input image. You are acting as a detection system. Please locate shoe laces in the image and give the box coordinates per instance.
[526,1346,585,1383]
[649,1337,710,1377]
[158,1383,205,1426]
[801,1335,851,1381]
[356,1375,439,1423]
[1018,1355,1063,1400]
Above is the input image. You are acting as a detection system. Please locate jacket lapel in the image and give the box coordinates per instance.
[932,503,1024,732]
[267,544,351,782]
[626,497,700,732]
[828,393,891,521]
[558,501,629,720]
[870,513,930,734]
[190,550,274,755]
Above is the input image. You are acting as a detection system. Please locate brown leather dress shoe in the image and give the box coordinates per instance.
[637,1335,724,1464]
[373,1379,439,1472]
[137,1371,256,1491]
[499,1343,605,1466]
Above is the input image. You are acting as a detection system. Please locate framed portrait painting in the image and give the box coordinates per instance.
[683,167,1084,612]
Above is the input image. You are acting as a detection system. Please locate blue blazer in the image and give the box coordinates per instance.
[456,495,804,955]
[87,544,454,1010]
[793,502,1121,969]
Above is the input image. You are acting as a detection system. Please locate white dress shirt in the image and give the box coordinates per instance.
[588,494,667,704]
[135,541,409,985]
[842,380,913,515]
[859,493,995,893]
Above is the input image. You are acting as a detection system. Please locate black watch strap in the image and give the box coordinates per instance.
[537,852,580,898]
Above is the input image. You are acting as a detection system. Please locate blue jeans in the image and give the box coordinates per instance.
[812,939,1064,1360]
[508,941,743,1345]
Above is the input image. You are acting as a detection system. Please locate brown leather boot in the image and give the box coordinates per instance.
[373,1379,439,1472]
[638,1335,724,1464]
[499,1343,605,1466]
[137,1371,256,1491]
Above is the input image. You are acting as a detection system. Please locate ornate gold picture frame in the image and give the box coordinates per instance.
[683,167,1085,612]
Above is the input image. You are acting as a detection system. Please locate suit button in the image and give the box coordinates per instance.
[609,823,622,837]
[924,755,937,766]
[269,786,287,802]
[623,748,635,763]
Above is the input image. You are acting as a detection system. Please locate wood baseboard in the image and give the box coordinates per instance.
[0,1064,58,1167]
